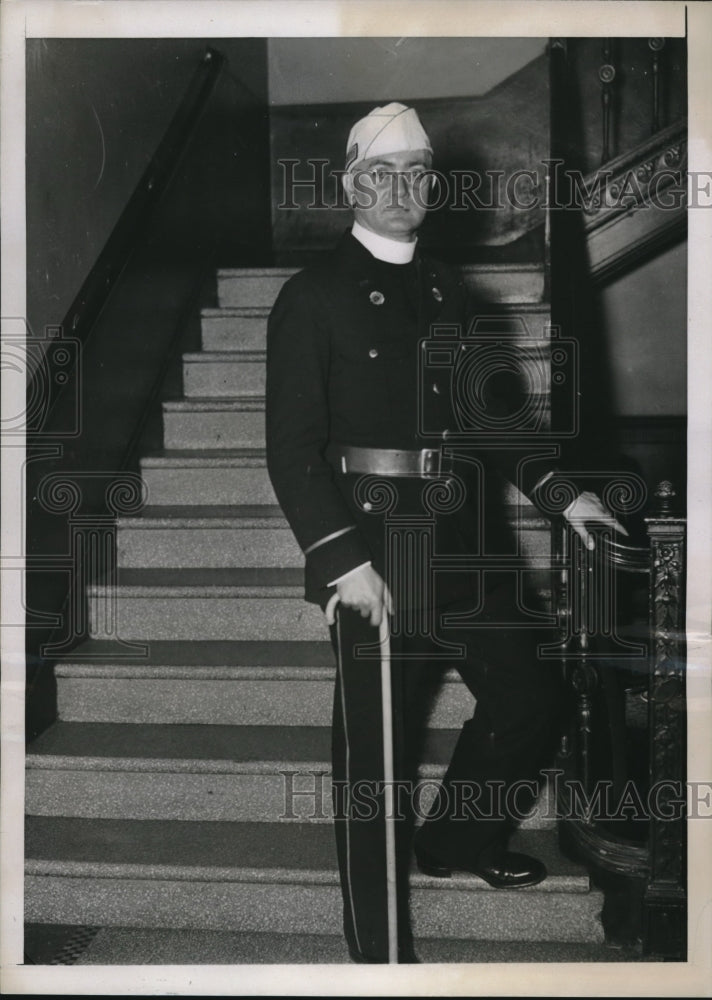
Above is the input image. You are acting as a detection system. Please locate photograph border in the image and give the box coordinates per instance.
[2,1,711,995]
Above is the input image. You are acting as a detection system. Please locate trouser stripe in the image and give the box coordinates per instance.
[335,610,362,956]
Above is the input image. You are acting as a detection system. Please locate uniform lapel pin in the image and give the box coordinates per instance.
[370,290,385,306]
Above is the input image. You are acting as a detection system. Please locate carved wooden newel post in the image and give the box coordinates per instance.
[643,480,686,958]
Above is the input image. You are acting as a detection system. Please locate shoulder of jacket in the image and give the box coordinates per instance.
[273,263,329,304]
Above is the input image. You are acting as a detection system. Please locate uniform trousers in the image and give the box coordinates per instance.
[328,585,563,963]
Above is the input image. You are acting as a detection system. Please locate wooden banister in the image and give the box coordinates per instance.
[550,479,687,957]
[642,481,687,958]
[34,47,224,429]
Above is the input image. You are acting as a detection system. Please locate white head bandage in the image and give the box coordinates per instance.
[345,102,432,170]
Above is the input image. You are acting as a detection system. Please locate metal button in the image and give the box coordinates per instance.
[442,429,450,440]
[363,501,373,511]
[432,382,440,394]
[369,348,379,358]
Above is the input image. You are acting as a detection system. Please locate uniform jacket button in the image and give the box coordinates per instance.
[369,348,379,358]
[432,382,440,394]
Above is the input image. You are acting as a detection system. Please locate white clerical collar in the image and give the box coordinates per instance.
[351,221,417,264]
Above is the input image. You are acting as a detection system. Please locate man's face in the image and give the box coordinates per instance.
[342,148,432,243]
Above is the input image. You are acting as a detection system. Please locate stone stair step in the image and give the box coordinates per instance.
[116,503,550,571]
[163,396,551,453]
[137,455,556,556]
[461,263,545,304]
[217,269,295,309]
[26,721,556,828]
[201,307,269,352]
[55,637,335,667]
[87,566,325,642]
[162,398,265,450]
[86,567,383,641]
[182,351,265,398]
[182,350,550,408]
[67,925,634,964]
[216,266,546,309]
[86,565,551,646]
[54,639,474,729]
[141,450,276,506]
[25,818,603,941]
[116,505,302,568]
[200,301,553,353]
[24,722,436,822]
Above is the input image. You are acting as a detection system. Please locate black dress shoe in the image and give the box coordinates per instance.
[415,845,547,889]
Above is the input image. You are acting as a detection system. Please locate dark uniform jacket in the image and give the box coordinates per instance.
[266,231,553,609]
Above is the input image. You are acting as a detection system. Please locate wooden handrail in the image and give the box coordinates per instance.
[62,47,223,343]
[35,47,224,429]
[593,536,650,573]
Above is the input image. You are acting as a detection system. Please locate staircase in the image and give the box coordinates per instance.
[25,266,615,964]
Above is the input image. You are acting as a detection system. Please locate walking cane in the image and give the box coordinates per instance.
[325,592,399,965]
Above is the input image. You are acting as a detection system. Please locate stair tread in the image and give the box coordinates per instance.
[27,722,458,772]
[25,817,589,890]
[202,306,270,317]
[55,638,333,668]
[163,397,265,412]
[142,449,266,466]
[218,267,298,277]
[119,504,285,526]
[88,566,305,594]
[460,262,544,274]
[48,926,637,964]
[203,300,551,317]
[183,350,265,361]
[121,502,546,529]
[52,638,467,685]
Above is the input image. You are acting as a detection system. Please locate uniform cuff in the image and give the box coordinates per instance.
[305,527,373,592]
[327,561,372,587]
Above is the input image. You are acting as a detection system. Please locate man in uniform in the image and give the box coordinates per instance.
[266,102,623,963]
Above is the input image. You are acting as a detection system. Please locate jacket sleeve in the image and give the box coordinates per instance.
[266,272,373,589]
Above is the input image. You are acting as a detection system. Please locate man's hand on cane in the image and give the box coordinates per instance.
[563,490,629,550]
[337,565,394,627]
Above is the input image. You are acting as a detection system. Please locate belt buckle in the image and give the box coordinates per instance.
[419,448,441,478]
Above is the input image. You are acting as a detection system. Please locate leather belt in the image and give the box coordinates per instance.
[326,444,453,478]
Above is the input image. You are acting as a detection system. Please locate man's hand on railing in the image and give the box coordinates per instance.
[563,490,629,550]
